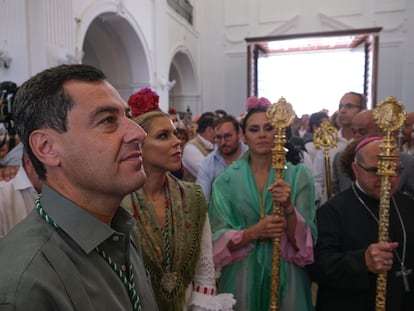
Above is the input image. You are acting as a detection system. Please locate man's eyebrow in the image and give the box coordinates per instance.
[88,105,120,123]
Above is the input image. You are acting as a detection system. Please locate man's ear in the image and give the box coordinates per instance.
[351,162,359,181]
[207,126,216,140]
[29,129,60,167]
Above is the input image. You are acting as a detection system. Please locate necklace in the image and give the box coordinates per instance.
[159,180,179,293]
[35,195,142,310]
[134,181,180,294]
[351,183,412,292]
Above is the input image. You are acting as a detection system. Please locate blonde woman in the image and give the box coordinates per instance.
[122,88,235,311]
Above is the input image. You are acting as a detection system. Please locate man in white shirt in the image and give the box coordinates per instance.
[182,112,216,181]
[0,150,42,238]
[312,92,366,205]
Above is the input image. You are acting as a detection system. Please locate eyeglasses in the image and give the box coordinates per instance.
[352,128,368,136]
[356,163,404,175]
[338,103,361,110]
[214,133,233,143]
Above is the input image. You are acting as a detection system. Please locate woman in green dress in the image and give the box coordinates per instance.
[209,97,317,310]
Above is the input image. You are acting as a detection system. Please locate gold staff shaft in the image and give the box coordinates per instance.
[375,175,391,311]
[375,133,399,311]
[266,97,296,311]
[269,127,287,311]
[373,96,406,311]
[323,149,333,199]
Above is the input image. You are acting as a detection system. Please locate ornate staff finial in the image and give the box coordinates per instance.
[266,97,296,128]
[313,118,339,199]
[266,97,296,172]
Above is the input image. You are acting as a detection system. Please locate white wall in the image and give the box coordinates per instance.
[0,0,201,113]
[197,0,414,116]
[0,0,413,116]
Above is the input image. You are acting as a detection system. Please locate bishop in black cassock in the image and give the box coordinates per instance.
[312,137,414,311]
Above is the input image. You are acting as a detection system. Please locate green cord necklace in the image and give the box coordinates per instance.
[160,180,178,293]
[35,194,142,311]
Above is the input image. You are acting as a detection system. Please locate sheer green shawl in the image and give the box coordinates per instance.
[209,151,317,310]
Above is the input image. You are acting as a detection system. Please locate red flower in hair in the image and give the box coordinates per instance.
[128,87,160,117]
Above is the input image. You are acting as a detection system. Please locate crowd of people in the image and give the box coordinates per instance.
[0,63,413,310]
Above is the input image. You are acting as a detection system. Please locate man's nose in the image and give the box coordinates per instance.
[126,118,146,143]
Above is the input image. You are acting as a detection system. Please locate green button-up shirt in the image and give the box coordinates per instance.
[0,185,158,311]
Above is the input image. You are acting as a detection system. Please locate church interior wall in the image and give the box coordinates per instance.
[0,0,413,117]
[198,0,414,116]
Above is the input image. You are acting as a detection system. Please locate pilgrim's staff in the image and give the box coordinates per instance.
[266,97,296,311]
[373,96,407,311]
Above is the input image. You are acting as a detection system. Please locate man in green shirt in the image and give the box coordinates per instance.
[0,64,158,310]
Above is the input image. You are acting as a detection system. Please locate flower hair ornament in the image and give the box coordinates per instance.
[245,96,271,111]
[128,87,160,117]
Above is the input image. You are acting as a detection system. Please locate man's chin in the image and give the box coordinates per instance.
[132,171,147,190]
[221,148,238,156]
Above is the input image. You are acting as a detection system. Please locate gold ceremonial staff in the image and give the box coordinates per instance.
[372,96,406,311]
[313,118,338,199]
[266,97,296,311]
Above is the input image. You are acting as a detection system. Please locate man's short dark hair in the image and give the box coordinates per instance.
[213,115,240,133]
[347,91,367,110]
[197,112,217,133]
[309,111,329,133]
[13,64,106,180]
[214,109,227,117]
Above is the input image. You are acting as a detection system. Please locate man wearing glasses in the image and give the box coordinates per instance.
[312,92,367,205]
[196,115,247,202]
[313,137,414,311]
[331,109,381,193]
[337,92,368,141]
[332,110,414,198]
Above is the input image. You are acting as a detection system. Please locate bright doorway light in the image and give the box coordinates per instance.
[257,48,365,117]
[246,28,382,117]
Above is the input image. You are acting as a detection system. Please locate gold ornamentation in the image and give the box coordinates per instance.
[373,96,406,132]
[161,271,179,293]
[313,118,338,150]
[266,97,296,129]
[373,96,406,311]
[313,118,339,199]
[266,97,296,311]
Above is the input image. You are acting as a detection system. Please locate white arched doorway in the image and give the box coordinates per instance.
[81,12,150,101]
[168,50,199,117]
